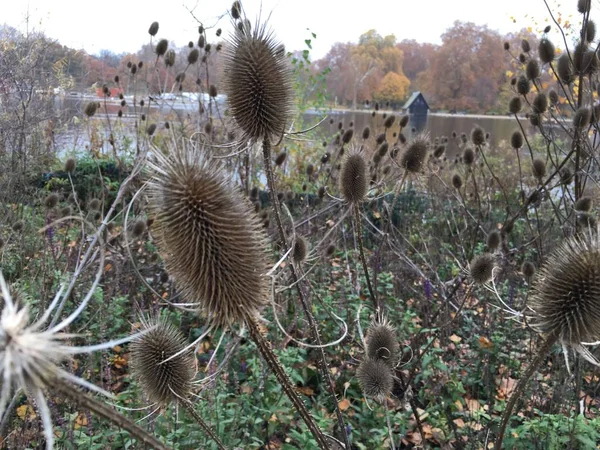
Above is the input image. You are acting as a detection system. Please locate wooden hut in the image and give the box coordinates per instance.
[402,92,429,132]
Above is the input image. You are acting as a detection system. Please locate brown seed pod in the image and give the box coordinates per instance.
[165,49,176,67]
[587,20,596,42]
[549,90,559,105]
[188,48,200,65]
[451,173,463,189]
[340,148,368,204]
[44,194,59,209]
[521,39,531,53]
[147,124,157,136]
[560,167,573,185]
[471,126,485,146]
[532,158,546,179]
[529,233,600,344]
[208,85,218,98]
[539,38,555,64]
[377,142,389,158]
[131,219,147,238]
[293,236,308,263]
[462,147,475,165]
[400,135,429,173]
[522,261,536,280]
[231,1,241,19]
[557,52,575,84]
[486,230,501,252]
[84,102,98,117]
[470,253,495,284]
[12,220,24,232]
[375,133,386,145]
[575,197,593,212]
[383,115,395,129]
[130,318,194,406]
[509,97,522,114]
[529,113,541,127]
[578,0,591,14]
[156,39,168,56]
[361,126,371,140]
[60,206,72,218]
[306,164,315,176]
[399,115,409,128]
[365,318,399,366]
[503,42,510,51]
[274,151,287,166]
[326,244,336,256]
[573,107,591,129]
[517,75,530,96]
[342,128,354,144]
[526,59,540,80]
[88,199,101,211]
[148,142,270,328]
[148,21,159,37]
[64,158,76,173]
[532,93,548,114]
[511,131,523,149]
[222,22,294,143]
[433,144,445,158]
[357,358,393,402]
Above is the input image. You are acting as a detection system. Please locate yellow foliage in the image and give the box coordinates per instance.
[374,71,410,104]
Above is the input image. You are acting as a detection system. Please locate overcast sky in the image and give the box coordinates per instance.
[2,0,585,58]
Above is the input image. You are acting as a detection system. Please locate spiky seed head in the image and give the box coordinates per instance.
[274,151,287,166]
[365,319,399,366]
[222,22,294,143]
[526,59,540,80]
[373,153,382,165]
[538,38,555,64]
[340,148,368,204]
[12,220,23,232]
[148,142,270,327]
[487,230,501,252]
[470,253,495,284]
[587,20,596,42]
[318,186,326,199]
[326,244,336,256]
[383,115,395,129]
[549,90,559,106]
[378,142,389,158]
[517,75,530,96]
[84,102,98,117]
[532,158,546,179]
[529,113,541,127]
[521,39,531,53]
[557,52,575,84]
[321,153,330,163]
[529,233,600,344]
[519,53,527,63]
[375,133,386,145]
[509,97,522,114]
[148,21,159,37]
[293,236,308,263]
[575,197,593,212]
[452,173,463,189]
[433,144,445,158]
[306,164,315,177]
[88,199,101,211]
[44,194,59,209]
[60,206,71,218]
[578,0,591,14]
[131,219,147,238]
[249,186,258,201]
[511,131,523,149]
[573,41,588,73]
[231,1,241,19]
[398,133,407,144]
[64,158,76,173]
[582,50,599,74]
[399,115,409,128]
[522,261,536,280]
[560,167,573,185]
[147,124,157,136]
[544,25,551,33]
[342,128,354,144]
[400,136,429,173]
[503,42,510,51]
[532,93,548,114]
[573,107,591,129]
[156,39,168,56]
[577,212,597,228]
[130,319,194,406]
[463,147,475,166]
[362,127,371,140]
[357,358,393,401]
[165,49,176,67]
[188,48,200,65]
[198,35,206,48]
[471,126,485,146]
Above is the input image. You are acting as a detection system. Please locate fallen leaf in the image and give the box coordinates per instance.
[449,334,462,343]
[338,398,351,411]
[74,413,88,429]
[479,336,493,349]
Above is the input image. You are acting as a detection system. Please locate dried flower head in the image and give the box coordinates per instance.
[532,93,548,114]
[522,261,536,280]
[340,148,368,204]
[148,21,159,37]
[471,126,485,146]
[573,107,591,129]
[130,219,147,238]
[399,115,409,128]
[463,147,475,166]
[587,20,596,42]
[365,318,399,367]
[88,199,101,211]
[451,173,463,189]
[487,230,501,252]
[223,21,294,143]
[148,141,270,327]
[517,75,531,96]
[342,128,354,144]
[469,253,495,284]
[532,158,546,179]
[64,158,76,173]
[538,38,555,64]
[400,135,429,173]
[44,193,59,209]
[130,318,194,406]
[12,220,24,232]
[383,115,395,129]
[521,39,531,53]
[557,52,575,84]
[509,97,522,114]
[274,151,287,166]
[293,236,308,263]
[156,39,168,57]
[575,197,593,212]
[511,130,523,149]
[84,102,98,117]
[357,358,393,402]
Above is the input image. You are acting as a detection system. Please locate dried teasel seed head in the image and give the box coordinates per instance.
[470,253,495,284]
[519,53,527,63]
[557,52,575,84]
[223,21,294,143]
[326,244,336,256]
[377,142,389,158]
[362,126,371,140]
[538,38,555,64]
[130,319,194,406]
[529,113,541,127]
[521,39,531,53]
[471,125,485,146]
[188,48,200,65]
[573,41,588,73]
[148,142,270,327]
[503,42,510,51]
[549,90,559,105]
[509,96,522,114]
[575,197,593,212]
[12,220,24,232]
[274,151,287,166]
[462,147,475,165]
[148,21,159,37]
[342,128,354,144]
[399,115,409,128]
[578,0,591,14]
[357,358,393,402]
[532,93,548,114]
[544,25,551,33]
[44,193,59,209]
[511,130,524,149]
[531,158,546,179]
[486,230,501,252]
[84,102,98,117]
[400,135,429,173]
[88,198,101,211]
[577,213,597,228]
[64,158,76,173]
[147,124,157,136]
[375,133,386,145]
[60,206,71,217]
[522,261,536,280]
[587,20,596,42]
[517,75,530,96]
[582,50,599,74]
[198,35,205,48]
[529,233,600,344]
[131,219,147,238]
[560,167,573,185]
[321,153,330,163]
[318,186,326,199]
[573,107,591,129]
[208,85,218,98]
[156,39,168,56]
[340,148,368,204]
[293,236,308,263]
[165,49,176,67]
[526,59,541,80]
[365,319,399,366]
[231,1,241,19]
[451,173,463,189]
[383,115,395,128]
[433,144,445,158]
[306,164,315,176]
[372,153,382,165]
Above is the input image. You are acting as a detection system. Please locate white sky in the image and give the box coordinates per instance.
[2,0,585,59]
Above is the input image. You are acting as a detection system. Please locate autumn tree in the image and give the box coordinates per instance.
[374,71,410,107]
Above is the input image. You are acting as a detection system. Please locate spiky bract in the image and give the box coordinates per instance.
[357,358,393,401]
[340,148,368,204]
[365,318,399,367]
[148,142,270,328]
[130,319,194,406]
[293,236,308,263]
[529,234,600,344]
[400,135,429,173]
[470,253,495,284]
[222,22,294,143]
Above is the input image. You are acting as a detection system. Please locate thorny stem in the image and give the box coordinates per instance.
[178,398,228,450]
[495,332,558,449]
[354,203,378,310]
[52,377,170,450]
[246,317,330,450]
